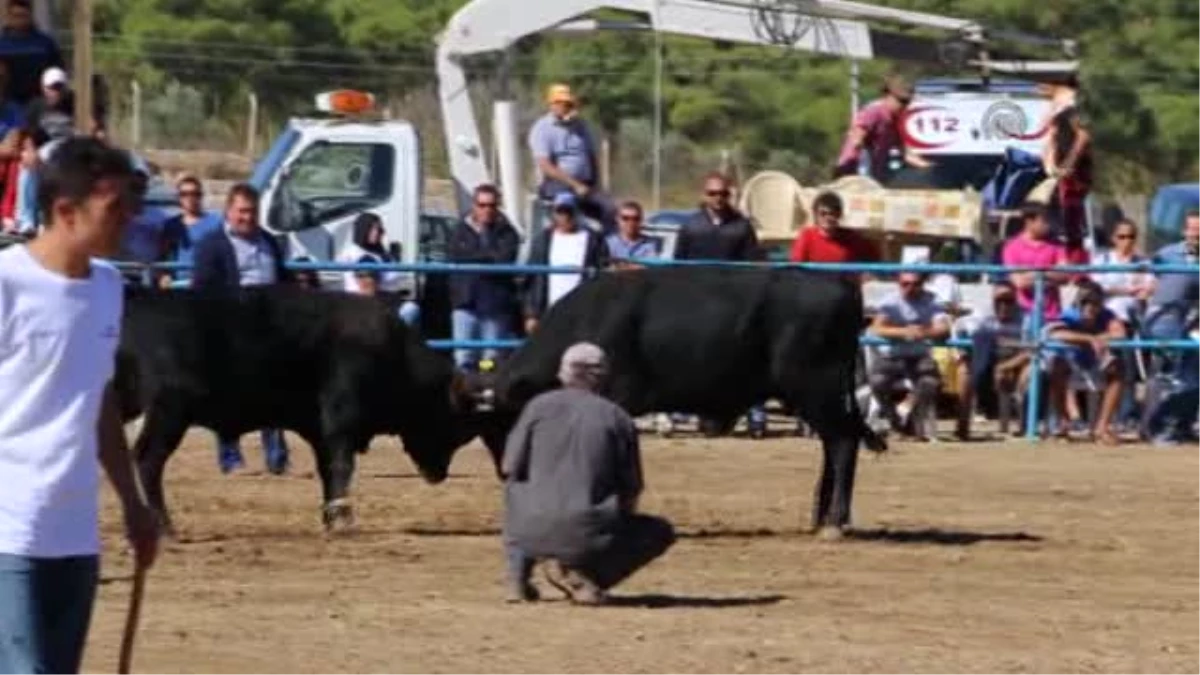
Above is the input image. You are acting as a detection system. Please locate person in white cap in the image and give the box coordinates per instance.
[25,66,105,142]
[500,342,675,605]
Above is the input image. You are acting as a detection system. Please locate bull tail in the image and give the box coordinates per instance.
[847,367,888,454]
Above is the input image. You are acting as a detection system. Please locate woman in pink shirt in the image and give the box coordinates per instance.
[1002,203,1070,320]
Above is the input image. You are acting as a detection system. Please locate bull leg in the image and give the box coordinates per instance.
[811,442,835,531]
[133,400,191,538]
[819,434,859,539]
[314,439,361,535]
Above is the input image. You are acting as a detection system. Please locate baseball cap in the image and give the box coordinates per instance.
[41,67,68,89]
[546,83,576,105]
[552,192,577,210]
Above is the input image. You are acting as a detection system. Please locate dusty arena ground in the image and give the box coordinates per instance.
[84,427,1197,673]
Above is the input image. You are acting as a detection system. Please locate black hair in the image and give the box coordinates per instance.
[473,183,500,201]
[1020,202,1048,223]
[813,190,844,216]
[225,182,259,207]
[36,136,135,227]
[1076,280,1106,308]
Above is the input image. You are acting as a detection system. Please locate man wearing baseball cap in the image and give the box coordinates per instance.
[834,74,931,183]
[25,66,105,142]
[527,83,616,232]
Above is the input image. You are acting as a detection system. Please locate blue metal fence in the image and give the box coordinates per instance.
[129,258,1199,441]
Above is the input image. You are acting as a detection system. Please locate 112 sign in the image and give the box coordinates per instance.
[900,106,962,150]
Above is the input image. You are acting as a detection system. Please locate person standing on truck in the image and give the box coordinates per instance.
[834,74,931,183]
[1040,74,1093,252]
[528,83,615,232]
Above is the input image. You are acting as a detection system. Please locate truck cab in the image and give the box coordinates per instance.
[249,91,424,293]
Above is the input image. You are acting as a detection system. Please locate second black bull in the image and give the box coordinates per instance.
[115,286,481,534]
[477,266,887,537]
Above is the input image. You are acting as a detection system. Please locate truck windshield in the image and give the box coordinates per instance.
[249,126,301,191]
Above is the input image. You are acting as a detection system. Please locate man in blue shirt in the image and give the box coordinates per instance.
[1046,284,1126,444]
[606,201,660,268]
[0,0,63,104]
[528,83,615,232]
[1143,211,1199,444]
[157,175,221,287]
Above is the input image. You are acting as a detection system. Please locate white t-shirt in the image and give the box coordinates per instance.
[0,245,124,557]
[1091,249,1148,323]
[547,230,588,308]
[338,245,404,294]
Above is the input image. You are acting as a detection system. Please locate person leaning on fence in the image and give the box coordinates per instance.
[868,271,951,440]
[192,182,292,475]
[1003,202,1070,324]
[501,342,675,606]
[1044,283,1126,444]
[1091,218,1153,429]
[953,281,1031,439]
[156,174,221,288]
[523,192,610,335]
[447,183,521,371]
[788,190,879,284]
[606,200,661,270]
[1141,210,1199,445]
[350,254,421,329]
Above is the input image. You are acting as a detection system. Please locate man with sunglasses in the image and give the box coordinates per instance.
[528,83,615,232]
[606,201,660,269]
[789,191,879,272]
[157,175,222,288]
[953,281,1030,439]
[834,74,930,183]
[868,271,952,440]
[448,183,521,371]
[676,172,764,437]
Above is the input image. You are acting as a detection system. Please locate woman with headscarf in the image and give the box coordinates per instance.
[338,212,404,294]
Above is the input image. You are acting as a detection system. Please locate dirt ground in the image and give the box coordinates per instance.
[83,427,1198,674]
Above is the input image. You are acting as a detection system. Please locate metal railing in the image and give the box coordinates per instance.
[123,257,1199,440]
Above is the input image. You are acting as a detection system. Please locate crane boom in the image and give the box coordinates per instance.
[435,0,1074,230]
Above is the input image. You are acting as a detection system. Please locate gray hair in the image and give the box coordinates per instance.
[557,342,608,391]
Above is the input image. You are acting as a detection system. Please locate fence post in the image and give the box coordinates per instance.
[245,91,259,157]
[130,80,141,149]
[1024,271,1046,439]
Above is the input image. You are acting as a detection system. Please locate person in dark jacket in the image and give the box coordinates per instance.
[447,184,521,371]
[523,192,609,335]
[192,183,291,474]
[674,172,760,262]
[674,172,768,437]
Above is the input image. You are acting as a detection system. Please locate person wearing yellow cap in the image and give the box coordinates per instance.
[528,83,615,233]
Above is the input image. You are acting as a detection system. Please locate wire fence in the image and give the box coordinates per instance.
[121,257,1199,441]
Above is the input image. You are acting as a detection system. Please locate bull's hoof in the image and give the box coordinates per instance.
[322,500,356,535]
[155,511,178,541]
[814,525,846,542]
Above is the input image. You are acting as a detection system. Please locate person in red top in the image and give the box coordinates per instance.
[790,191,880,280]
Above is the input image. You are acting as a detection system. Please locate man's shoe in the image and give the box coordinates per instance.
[505,581,540,604]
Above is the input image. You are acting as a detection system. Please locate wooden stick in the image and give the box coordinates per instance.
[118,564,148,674]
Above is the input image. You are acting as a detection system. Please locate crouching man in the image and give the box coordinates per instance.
[501,343,675,605]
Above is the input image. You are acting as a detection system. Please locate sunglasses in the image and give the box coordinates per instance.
[817,209,841,218]
[994,295,1016,304]
[179,190,202,198]
[553,206,573,214]
[898,280,919,288]
[475,201,498,209]
[1113,233,1135,240]
[705,189,729,197]
[618,214,641,222]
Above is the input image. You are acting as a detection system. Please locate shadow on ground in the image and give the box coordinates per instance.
[604,593,786,609]
[847,528,1043,546]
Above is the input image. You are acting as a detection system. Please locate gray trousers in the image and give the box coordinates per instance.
[507,514,676,591]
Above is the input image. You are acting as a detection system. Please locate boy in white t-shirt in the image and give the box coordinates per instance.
[0,137,159,673]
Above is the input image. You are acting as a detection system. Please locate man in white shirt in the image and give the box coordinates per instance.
[522,192,609,335]
[0,136,158,673]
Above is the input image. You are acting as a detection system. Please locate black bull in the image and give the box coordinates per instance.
[115,286,480,533]
[476,266,887,535]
